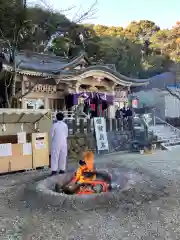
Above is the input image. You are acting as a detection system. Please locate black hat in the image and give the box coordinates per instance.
[56,112,64,121]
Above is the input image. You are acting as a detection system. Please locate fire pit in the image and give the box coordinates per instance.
[33,167,145,210]
[55,171,112,195]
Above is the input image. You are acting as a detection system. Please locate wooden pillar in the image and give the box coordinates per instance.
[108,105,115,118]
[20,76,26,108]
[44,97,49,109]
[106,83,115,118]
[21,75,25,96]
[75,83,80,93]
[112,83,117,96]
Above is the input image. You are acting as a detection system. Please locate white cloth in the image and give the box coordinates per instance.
[50,121,68,172]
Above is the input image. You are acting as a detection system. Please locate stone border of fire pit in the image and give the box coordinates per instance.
[31,168,169,211]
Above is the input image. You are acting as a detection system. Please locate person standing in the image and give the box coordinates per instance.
[50,112,68,176]
[115,107,121,119]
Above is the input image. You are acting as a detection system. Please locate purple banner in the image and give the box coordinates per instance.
[73,92,114,105]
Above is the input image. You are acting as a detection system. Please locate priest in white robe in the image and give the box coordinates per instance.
[50,112,68,175]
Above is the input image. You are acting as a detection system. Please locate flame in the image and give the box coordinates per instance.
[83,151,94,171]
[74,151,95,183]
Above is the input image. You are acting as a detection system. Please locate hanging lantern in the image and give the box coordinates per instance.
[2,124,6,132]
[21,124,24,132]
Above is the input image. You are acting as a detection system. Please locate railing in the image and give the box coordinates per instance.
[52,111,180,138]
[52,111,75,120]
[52,111,91,134]
[166,117,180,127]
[136,112,179,131]
[154,116,180,137]
[59,118,133,135]
[52,111,135,135]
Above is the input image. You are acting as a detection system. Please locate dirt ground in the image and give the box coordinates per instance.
[1,150,180,240]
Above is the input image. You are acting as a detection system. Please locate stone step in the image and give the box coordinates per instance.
[163,140,180,145]
[154,131,176,135]
[150,125,179,131]
[155,134,178,139]
[152,129,180,136]
[150,129,173,134]
[150,124,180,150]
[163,140,180,146]
[165,145,180,150]
[156,132,179,136]
[149,125,166,129]
[158,136,180,141]
[150,127,173,132]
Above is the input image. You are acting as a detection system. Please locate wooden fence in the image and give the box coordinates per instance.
[64,118,133,135]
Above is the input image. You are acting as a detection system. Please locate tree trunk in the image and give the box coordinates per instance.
[5,85,10,108]
[9,56,23,107]
[8,72,16,108]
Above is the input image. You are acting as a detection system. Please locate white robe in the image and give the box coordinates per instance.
[50,120,68,172]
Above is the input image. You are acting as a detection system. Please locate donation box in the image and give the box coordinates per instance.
[0,143,33,173]
[32,132,49,168]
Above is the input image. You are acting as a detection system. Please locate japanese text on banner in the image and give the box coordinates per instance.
[94,117,109,151]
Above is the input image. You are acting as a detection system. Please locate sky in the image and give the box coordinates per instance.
[37,0,180,29]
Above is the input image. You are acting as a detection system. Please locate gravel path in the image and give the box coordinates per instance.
[0,150,180,239]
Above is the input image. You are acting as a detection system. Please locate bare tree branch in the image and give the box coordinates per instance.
[4,73,13,88]
[0,29,11,49]
[39,0,97,24]
[72,0,98,24]
[166,86,180,101]
[2,71,11,107]
[38,0,75,13]
[15,78,39,99]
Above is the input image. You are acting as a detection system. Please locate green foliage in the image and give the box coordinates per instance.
[0,1,71,52]
[21,7,71,51]
[0,0,26,38]
[92,24,123,37]
[95,36,143,77]
[82,20,180,77]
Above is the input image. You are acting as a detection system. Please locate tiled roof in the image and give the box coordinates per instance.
[55,65,150,85]
[132,72,176,92]
[2,51,89,75]
[1,51,151,87]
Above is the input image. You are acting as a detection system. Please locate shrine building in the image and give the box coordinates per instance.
[1,51,150,117]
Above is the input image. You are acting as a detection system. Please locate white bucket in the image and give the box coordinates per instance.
[140,149,144,154]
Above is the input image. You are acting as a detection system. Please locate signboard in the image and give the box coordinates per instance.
[132,99,138,108]
[24,82,57,93]
[114,90,127,99]
[17,132,26,144]
[33,84,57,93]
[94,117,109,151]
[35,133,46,149]
[0,143,12,157]
[23,143,32,155]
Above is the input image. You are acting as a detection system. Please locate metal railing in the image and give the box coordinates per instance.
[52,111,75,120]
[153,115,180,137]
[137,112,180,133]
